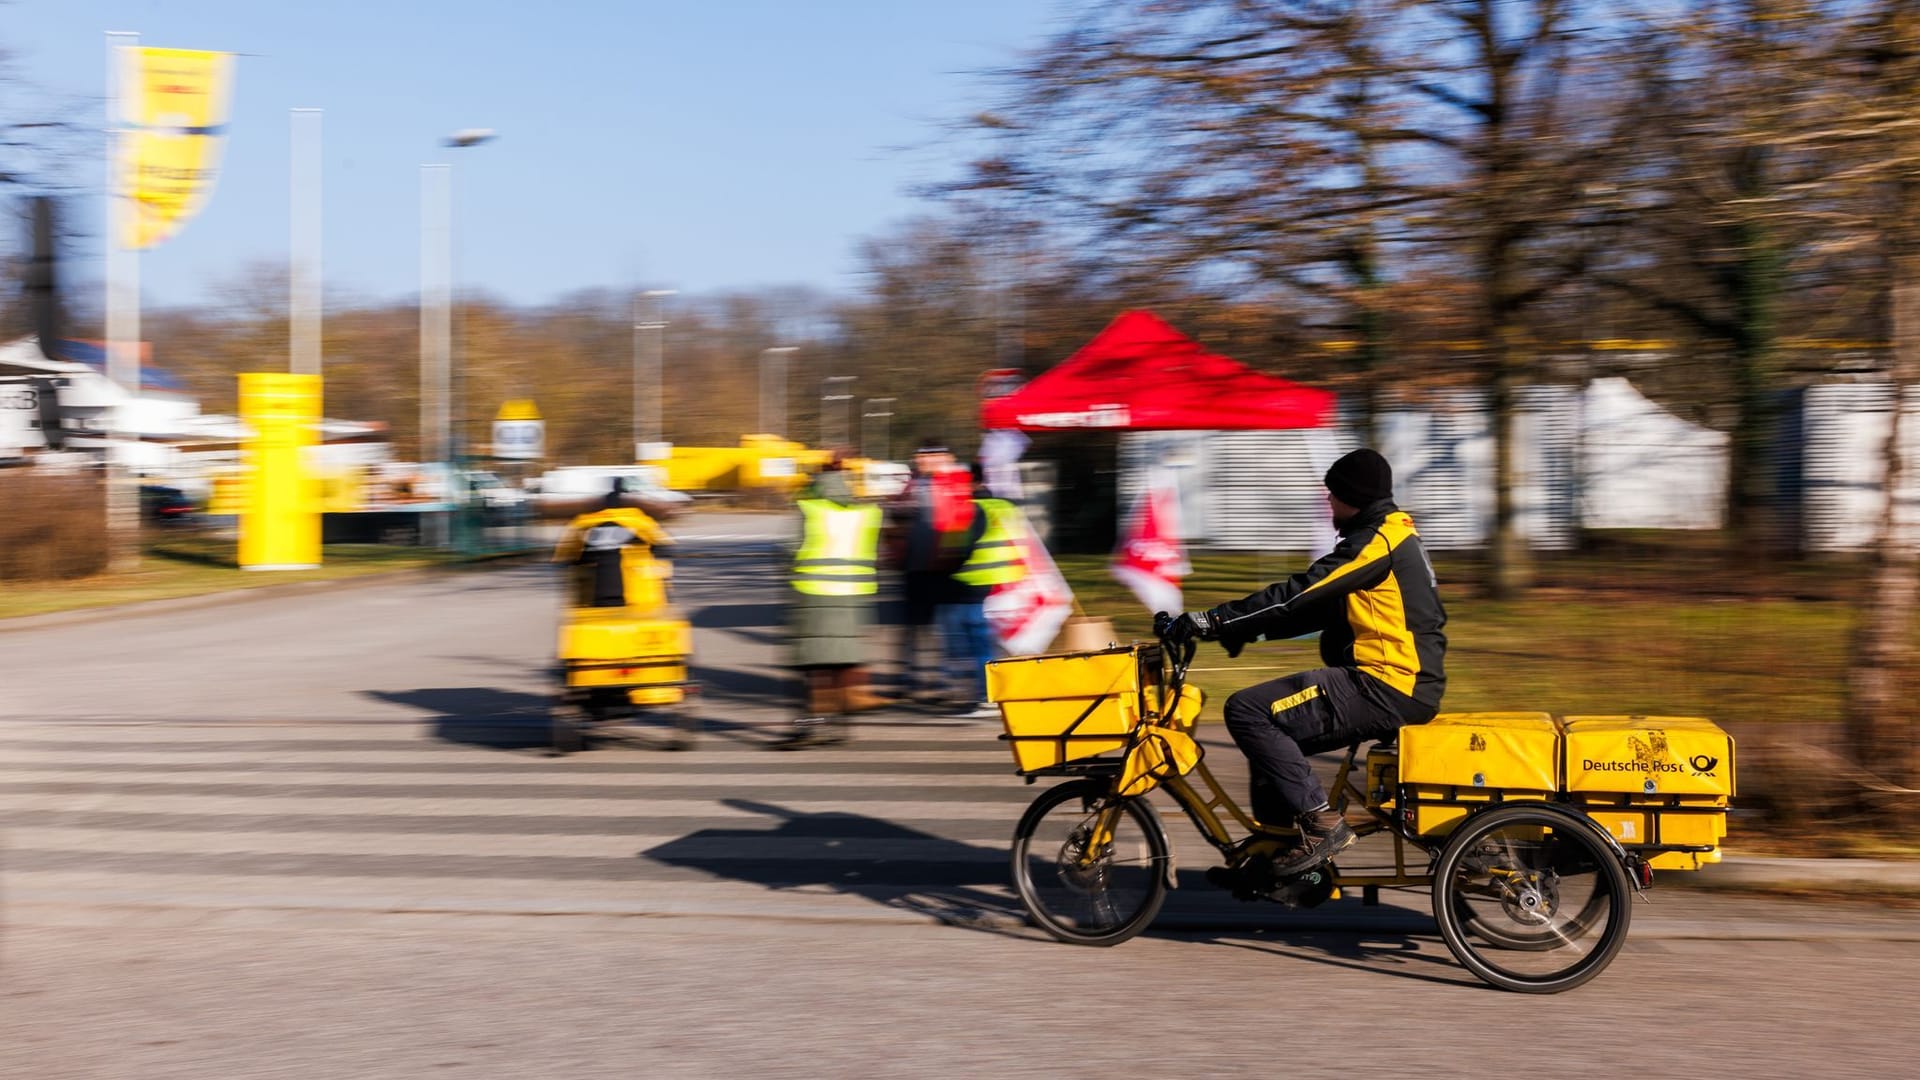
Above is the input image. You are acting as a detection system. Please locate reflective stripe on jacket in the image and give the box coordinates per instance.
[953,498,1027,587]
[793,499,883,597]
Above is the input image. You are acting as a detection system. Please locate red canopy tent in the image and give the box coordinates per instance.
[980,309,1334,432]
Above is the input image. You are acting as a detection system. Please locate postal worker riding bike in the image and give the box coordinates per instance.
[1158,447,1446,883]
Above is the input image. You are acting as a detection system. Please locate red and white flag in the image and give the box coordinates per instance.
[985,504,1075,656]
[1111,472,1190,615]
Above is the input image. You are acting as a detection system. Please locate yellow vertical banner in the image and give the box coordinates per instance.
[118,46,236,251]
[238,373,322,570]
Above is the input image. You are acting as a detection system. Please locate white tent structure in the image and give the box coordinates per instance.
[1119,377,1729,551]
[1578,377,1729,531]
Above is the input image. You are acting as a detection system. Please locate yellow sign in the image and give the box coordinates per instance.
[238,373,321,570]
[496,399,542,421]
[117,46,236,251]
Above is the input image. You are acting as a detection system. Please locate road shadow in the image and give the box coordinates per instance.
[365,687,557,750]
[636,799,1457,981]
[689,664,796,710]
[1166,923,1472,988]
[639,798,1030,934]
[686,601,786,647]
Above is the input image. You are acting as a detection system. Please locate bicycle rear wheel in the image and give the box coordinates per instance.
[1011,779,1168,946]
[1433,804,1632,993]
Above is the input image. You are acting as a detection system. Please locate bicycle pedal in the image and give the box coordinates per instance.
[1270,865,1336,909]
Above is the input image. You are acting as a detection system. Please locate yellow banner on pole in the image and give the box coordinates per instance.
[238,372,322,570]
[117,46,236,251]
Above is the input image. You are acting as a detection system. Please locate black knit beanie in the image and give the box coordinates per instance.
[1324,448,1392,507]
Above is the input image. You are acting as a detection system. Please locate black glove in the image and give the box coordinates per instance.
[1158,610,1216,645]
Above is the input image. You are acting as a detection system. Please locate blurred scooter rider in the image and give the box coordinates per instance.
[1158,448,1447,880]
[554,478,673,608]
[780,461,885,748]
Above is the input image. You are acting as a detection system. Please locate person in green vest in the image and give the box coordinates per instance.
[778,455,885,749]
[938,463,1028,718]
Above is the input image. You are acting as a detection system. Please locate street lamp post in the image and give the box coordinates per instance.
[420,164,452,473]
[820,375,856,449]
[761,347,796,438]
[634,289,676,462]
[863,397,895,462]
[420,131,494,547]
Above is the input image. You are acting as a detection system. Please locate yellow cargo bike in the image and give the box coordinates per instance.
[552,506,698,754]
[989,630,1735,993]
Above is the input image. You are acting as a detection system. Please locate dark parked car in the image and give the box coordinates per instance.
[140,484,196,524]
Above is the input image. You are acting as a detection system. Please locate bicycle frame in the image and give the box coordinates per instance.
[1154,744,1438,897]
[1087,636,1442,898]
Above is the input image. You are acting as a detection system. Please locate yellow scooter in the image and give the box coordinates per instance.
[551,504,697,753]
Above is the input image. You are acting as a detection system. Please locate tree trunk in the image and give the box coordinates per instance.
[1847,245,1920,813]
[1487,318,1532,599]
[1725,222,1788,555]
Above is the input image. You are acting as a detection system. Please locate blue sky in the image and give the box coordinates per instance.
[5,0,1063,309]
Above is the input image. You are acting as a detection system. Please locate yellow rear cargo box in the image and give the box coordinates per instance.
[1399,712,1561,793]
[1561,716,1735,800]
[559,609,691,664]
[988,645,1157,773]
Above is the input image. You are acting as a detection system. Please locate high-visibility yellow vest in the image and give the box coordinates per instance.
[792,499,883,596]
[954,498,1027,587]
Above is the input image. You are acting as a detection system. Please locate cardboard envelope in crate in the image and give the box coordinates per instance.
[988,644,1161,773]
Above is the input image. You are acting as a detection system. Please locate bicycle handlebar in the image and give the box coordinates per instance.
[1155,628,1197,709]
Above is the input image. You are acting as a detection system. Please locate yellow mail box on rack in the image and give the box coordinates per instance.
[1562,716,1734,859]
[988,645,1155,772]
[1561,716,1736,800]
[1398,712,1561,837]
[1400,712,1561,792]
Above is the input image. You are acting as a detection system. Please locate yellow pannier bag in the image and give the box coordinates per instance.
[1561,716,1735,800]
[1399,712,1561,793]
[1117,727,1202,798]
[988,645,1153,772]
[1143,682,1205,732]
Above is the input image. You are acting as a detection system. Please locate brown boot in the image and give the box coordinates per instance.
[804,670,838,716]
[1271,807,1356,878]
[840,667,890,713]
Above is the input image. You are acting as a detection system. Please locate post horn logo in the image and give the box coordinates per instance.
[1688,754,1719,775]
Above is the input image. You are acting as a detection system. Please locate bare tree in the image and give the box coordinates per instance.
[962,0,1623,593]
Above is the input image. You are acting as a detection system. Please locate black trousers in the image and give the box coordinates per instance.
[1221,667,1427,826]
[896,571,944,691]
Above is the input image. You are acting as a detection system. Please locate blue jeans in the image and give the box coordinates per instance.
[937,600,995,704]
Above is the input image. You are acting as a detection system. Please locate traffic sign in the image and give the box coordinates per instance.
[492,418,545,459]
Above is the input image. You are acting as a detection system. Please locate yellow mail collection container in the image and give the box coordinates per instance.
[988,646,1156,773]
[1562,716,1735,868]
[1398,712,1561,837]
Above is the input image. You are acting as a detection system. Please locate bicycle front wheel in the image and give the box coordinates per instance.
[1011,778,1169,946]
[1432,804,1632,993]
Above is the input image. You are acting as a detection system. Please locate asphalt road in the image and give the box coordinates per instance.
[2,512,1916,1079]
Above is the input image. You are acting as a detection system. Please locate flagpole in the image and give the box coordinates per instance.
[104,30,140,572]
[290,108,322,376]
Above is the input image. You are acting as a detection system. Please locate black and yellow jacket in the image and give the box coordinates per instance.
[1207,500,1446,714]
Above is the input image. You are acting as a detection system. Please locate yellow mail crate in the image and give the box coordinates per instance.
[1562,716,1735,800]
[988,646,1156,773]
[1564,716,1734,863]
[1400,712,1561,793]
